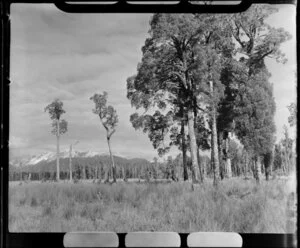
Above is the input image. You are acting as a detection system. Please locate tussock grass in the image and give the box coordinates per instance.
[9,178,292,232]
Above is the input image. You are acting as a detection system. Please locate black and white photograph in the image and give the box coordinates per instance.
[9,3,296,233]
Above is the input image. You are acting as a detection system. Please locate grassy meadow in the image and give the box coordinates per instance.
[9,177,294,233]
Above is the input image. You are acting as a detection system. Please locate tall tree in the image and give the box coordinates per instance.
[69,140,79,182]
[273,143,283,172]
[287,102,296,127]
[127,14,205,183]
[217,62,237,179]
[182,113,210,181]
[44,99,68,181]
[128,14,233,184]
[234,68,276,183]
[280,125,293,174]
[229,5,291,183]
[90,92,118,183]
[192,14,234,185]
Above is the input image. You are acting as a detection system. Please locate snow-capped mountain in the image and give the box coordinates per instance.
[9,149,152,175]
[10,150,108,167]
[27,152,56,165]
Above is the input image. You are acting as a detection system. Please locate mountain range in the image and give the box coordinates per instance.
[9,150,152,173]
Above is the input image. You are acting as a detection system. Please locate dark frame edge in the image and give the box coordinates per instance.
[2,0,298,248]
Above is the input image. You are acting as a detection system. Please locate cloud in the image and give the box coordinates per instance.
[9,136,29,148]
[9,4,297,160]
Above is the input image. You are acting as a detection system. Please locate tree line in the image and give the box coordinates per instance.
[127,6,293,185]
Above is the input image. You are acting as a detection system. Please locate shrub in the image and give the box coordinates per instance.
[42,204,53,216]
[62,200,75,220]
[30,197,38,207]
[19,197,26,206]
[62,206,74,220]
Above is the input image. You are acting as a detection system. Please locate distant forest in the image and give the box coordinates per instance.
[9,154,212,182]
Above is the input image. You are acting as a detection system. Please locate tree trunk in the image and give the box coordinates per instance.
[265,163,270,181]
[82,166,86,180]
[281,150,286,174]
[270,148,274,176]
[218,133,224,180]
[203,157,207,179]
[284,149,290,175]
[225,135,232,178]
[255,155,262,183]
[244,152,248,178]
[187,109,200,183]
[123,166,127,182]
[104,165,109,183]
[69,144,73,182]
[181,120,188,181]
[56,119,60,181]
[211,111,220,186]
[210,82,220,187]
[194,99,203,183]
[197,146,204,182]
[226,158,232,178]
[98,165,102,181]
[95,166,98,180]
[107,137,116,183]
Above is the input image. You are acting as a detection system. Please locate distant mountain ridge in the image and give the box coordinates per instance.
[9,150,152,173]
[11,150,116,167]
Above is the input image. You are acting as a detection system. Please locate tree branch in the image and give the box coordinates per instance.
[196,104,206,112]
[254,49,274,63]
[99,116,109,131]
[170,71,187,89]
[108,129,116,139]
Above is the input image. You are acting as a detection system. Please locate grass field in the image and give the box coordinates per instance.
[9,177,295,233]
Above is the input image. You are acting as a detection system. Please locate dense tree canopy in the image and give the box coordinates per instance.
[126,6,290,184]
[228,5,290,182]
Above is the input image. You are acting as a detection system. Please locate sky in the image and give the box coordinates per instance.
[9,4,296,160]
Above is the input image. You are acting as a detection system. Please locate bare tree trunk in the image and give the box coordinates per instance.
[270,148,274,177]
[211,111,220,186]
[203,156,206,179]
[264,150,273,181]
[187,109,200,183]
[244,154,247,177]
[284,149,290,175]
[225,134,232,178]
[69,144,72,182]
[82,166,86,180]
[123,166,127,182]
[255,155,262,183]
[56,119,60,181]
[226,158,232,178]
[95,166,98,180]
[210,82,220,187]
[218,133,224,180]
[107,137,116,183]
[99,165,103,181]
[280,150,286,175]
[197,146,204,182]
[181,120,188,181]
[265,160,270,181]
[104,165,109,183]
